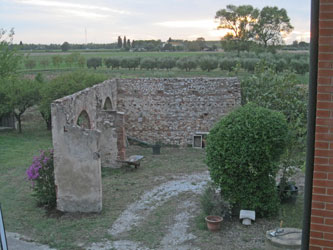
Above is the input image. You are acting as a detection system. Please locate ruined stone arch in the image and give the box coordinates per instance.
[76,110,91,129]
[103,97,113,110]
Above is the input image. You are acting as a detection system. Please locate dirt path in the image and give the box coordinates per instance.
[87,172,209,250]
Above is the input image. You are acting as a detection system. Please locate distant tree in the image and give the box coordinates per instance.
[61,41,70,52]
[215,5,259,40]
[127,39,131,49]
[87,57,102,69]
[253,6,293,47]
[65,52,80,67]
[104,57,120,69]
[120,57,140,70]
[215,5,259,54]
[196,37,206,50]
[117,36,122,48]
[176,57,197,71]
[78,56,86,68]
[199,56,218,72]
[24,59,37,69]
[52,55,63,67]
[123,36,127,49]
[40,58,49,68]
[140,58,156,70]
[19,41,23,46]
[157,57,176,70]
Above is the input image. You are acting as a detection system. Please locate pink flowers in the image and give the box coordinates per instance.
[26,150,53,181]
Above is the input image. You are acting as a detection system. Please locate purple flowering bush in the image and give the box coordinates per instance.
[26,149,56,208]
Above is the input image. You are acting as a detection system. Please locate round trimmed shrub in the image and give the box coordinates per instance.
[206,103,288,217]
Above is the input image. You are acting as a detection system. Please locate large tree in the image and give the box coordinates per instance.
[253,6,293,47]
[215,5,259,40]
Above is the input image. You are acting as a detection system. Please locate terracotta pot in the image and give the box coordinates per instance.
[205,215,223,232]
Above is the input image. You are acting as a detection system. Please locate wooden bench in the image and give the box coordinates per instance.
[118,155,144,168]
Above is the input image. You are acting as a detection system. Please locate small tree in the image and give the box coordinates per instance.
[24,59,37,69]
[199,56,218,72]
[77,56,86,68]
[120,57,140,70]
[206,104,288,216]
[52,55,63,68]
[104,57,120,70]
[87,57,102,69]
[176,57,197,71]
[1,78,40,133]
[61,41,70,52]
[140,58,156,70]
[157,57,176,70]
[40,58,49,68]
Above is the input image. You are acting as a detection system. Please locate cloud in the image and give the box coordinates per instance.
[14,0,131,19]
[155,19,218,29]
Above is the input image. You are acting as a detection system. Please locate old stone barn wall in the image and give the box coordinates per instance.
[51,79,125,212]
[51,77,240,212]
[116,78,241,146]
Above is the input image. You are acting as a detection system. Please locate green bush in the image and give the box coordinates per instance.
[219,58,239,71]
[26,149,56,208]
[198,56,218,72]
[206,104,288,217]
[120,57,140,70]
[87,57,102,69]
[290,59,309,74]
[104,57,120,69]
[176,57,197,71]
[24,59,36,69]
[240,58,260,72]
[140,57,156,70]
[156,57,176,70]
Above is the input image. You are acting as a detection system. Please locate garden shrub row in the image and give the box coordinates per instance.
[23,52,309,74]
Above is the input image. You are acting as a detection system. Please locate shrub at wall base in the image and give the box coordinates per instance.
[26,149,56,208]
[206,103,288,217]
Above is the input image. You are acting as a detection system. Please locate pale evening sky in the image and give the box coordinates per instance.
[0,0,311,44]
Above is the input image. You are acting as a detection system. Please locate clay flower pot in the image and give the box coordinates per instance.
[205,215,223,232]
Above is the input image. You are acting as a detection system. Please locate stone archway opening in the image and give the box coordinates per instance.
[77,110,91,129]
[103,97,113,110]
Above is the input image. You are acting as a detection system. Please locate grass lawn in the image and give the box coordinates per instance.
[0,107,304,250]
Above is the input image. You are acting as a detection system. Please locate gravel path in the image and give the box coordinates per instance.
[87,172,209,250]
[108,172,209,236]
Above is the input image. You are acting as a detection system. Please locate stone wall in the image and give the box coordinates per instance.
[51,77,240,212]
[116,78,241,146]
[51,79,125,212]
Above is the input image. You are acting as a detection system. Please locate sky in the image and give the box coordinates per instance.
[0,0,311,44]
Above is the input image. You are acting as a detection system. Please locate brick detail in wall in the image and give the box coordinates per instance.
[310,0,333,249]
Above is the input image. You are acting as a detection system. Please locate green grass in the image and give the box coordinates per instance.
[0,109,208,249]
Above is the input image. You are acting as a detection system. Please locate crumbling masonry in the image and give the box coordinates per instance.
[51,78,241,212]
